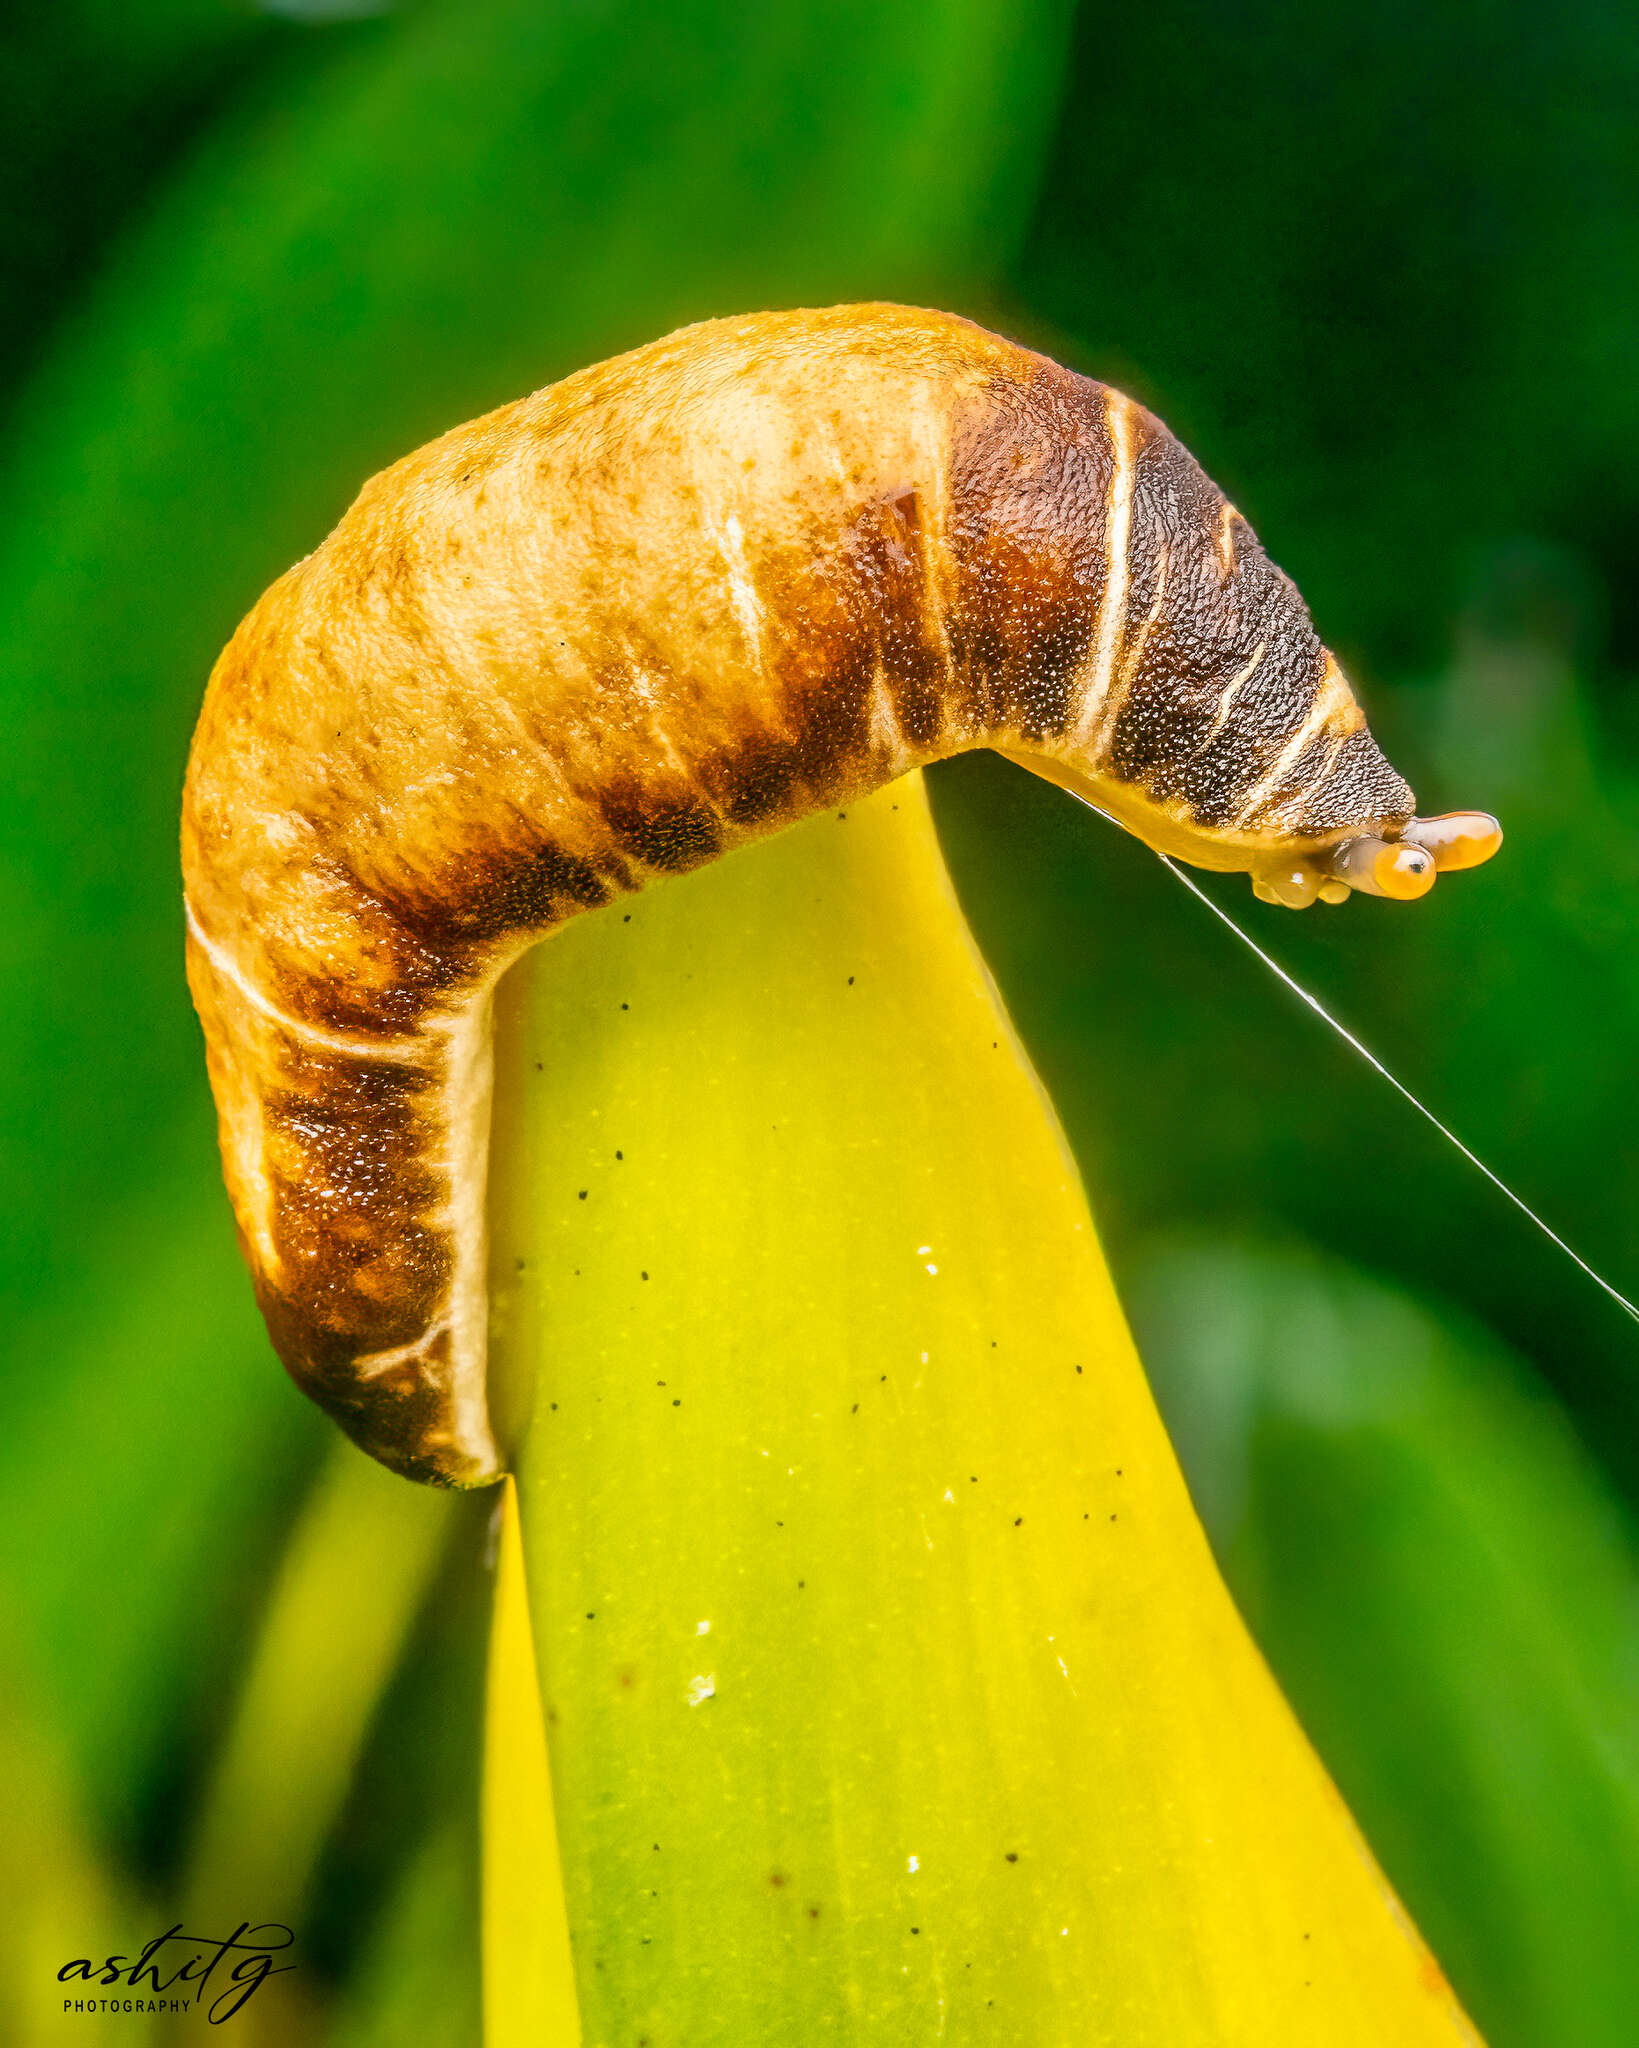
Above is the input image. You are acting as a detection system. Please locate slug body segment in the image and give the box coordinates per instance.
[183,304,1498,1485]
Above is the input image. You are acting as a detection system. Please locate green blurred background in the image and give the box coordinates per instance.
[2,2,1637,2041]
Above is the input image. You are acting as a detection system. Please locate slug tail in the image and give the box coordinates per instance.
[184,905,503,1487]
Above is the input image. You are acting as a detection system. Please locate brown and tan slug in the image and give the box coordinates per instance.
[183,303,1500,1487]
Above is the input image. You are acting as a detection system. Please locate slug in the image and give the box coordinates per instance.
[182,303,1501,1487]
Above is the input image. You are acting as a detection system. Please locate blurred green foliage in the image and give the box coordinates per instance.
[1,1,1635,2040]
[1126,1238,1639,2048]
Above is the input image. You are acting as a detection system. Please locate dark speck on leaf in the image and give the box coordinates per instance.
[851,1402,858,1413]
[1005,1852,1018,1863]
[578,1190,588,1200]
[808,1905,821,1919]
[672,1399,681,1407]
[847,976,854,985]
[1014,1517,1023,1527]
[621,1002,629,1010]
[586,1612,596,1620]
[641,1271,649,1280]
[616,1149,623,1159]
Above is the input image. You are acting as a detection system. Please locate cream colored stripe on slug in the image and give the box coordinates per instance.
[1070,387,1136,748]
[1234,655,1360,821]
[435,995,502,1471]
[1195,642,1267,753]
[184,899,422,1063]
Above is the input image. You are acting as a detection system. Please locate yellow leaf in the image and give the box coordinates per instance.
[484,1480,580,2048]
[483,772,1481,2044]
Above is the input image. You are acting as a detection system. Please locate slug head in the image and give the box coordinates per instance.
[993,386,1501,909]
[1003,726,1501,909]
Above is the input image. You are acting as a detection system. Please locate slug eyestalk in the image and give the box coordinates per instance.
[183,303,1500,1486]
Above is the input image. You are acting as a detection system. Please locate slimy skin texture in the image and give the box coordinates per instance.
[182,303,1499,1487]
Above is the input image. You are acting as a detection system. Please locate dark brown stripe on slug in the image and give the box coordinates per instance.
[596,778,726,874]
[740,487,953,787]
[1102,427,1329,820]
[384,832,627,959]
[1124,640,1334,832]
[260,1291,464,1489]
[290,899,471,1036]
[845,488,951,750]
[1082,417,1417,842]
[1286,727,1414,837]
[698,728,808,829]
[257,1043,460,1475]
[944,363,1111,742]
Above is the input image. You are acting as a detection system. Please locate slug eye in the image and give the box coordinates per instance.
[1250,809,1502,911]
[1329,837,1438,900]
[1253,812,1503,909]
[1317,810,1503,904]
[1400,810,1505,872]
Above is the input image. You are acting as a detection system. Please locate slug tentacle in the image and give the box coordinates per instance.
[183,303,1499,1485]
